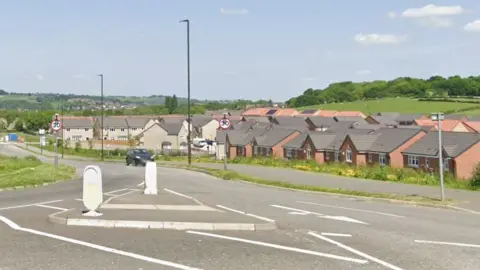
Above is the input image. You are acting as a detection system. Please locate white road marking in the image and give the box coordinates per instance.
[137,181,145,187]
[415,240,480,248]
[75,199,83,202]
[36,204,68,211]
[0,215,202,270]
[216,205,275,223]
[309,232,403,270]
[288,212,309,215]
[0,200,63,211]
[104,188,129,195]
[271,205,368,225]
[163,188,194,200]
[186,230,368,264]
[321,233,352,237]
[297,201,405,218]
[447,205,480,215]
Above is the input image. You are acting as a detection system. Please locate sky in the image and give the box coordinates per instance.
[1,1,480,101]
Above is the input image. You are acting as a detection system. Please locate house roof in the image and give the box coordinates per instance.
[306,116,337,128]
[368,128,424,153]
[335,111,365,117]
[159,122,183,135]
[367,115,398,125]
[190,116,215,128]
[414,119,463,132]
[402,132,480,157]
[62,117,94,128]
[376,112,401,119]
[274,108,299,116]
[283,132,308,149]
[334,116,368,124]
[463,121,480,133]
[241,108,269,116]
[308,133,337,150]
[395,113,424,122]
[443,114,467,120]
[241,116,271,124]
[103,117,128,128]
[317,110,338,117]
[253,128,297,147]
[352,124,386,131]
[347,134,381,152]
[323,129,373,151]
[125,116,152,128]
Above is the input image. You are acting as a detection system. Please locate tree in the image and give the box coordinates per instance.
[165,95,178,114]
[127,135,138,148]
[14,119,24,132]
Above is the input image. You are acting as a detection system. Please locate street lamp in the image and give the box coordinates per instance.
[98,74,104,161]
[179,19,192,165]
[61,97,64,158]
[431,112,445,201]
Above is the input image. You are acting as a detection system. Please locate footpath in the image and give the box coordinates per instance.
[10,143,480,213]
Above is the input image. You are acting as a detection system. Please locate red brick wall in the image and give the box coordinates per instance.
[245,143,253,157]
[315,151,325,164]
[340,136,357,165]
[454,141,480,179]
[390,131,426,168]
[272,131,300,158]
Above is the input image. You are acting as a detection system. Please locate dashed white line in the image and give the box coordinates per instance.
[297,201,405,218]
[36,204,68,211]
[415,240,480,248]
[321,233,352,237]
[309,232,403,270]
[104,188,129,195]
[163,188,194,200]
[271,204,368,225]
[0,200,64,211]
[186,230,367,264]
[216,205,275,223]
[0,215,202,270]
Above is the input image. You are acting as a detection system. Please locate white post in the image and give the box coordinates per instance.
[144,161,158,195]
[82,165,103,216]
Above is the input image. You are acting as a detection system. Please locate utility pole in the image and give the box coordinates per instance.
[98,74,104,161]
[179,19,192,165]
[61,98,64,158]
[431,112,445,201]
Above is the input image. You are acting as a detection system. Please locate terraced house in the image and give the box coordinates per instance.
[59,117,95,141]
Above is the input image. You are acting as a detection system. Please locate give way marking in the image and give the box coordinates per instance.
[271,205,368,225]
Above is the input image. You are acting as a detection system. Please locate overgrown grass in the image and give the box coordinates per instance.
[0,155,76,189]
[163,164,453,204]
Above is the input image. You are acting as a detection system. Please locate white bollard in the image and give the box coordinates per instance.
[144,161,158,195]
[82,165,103,216]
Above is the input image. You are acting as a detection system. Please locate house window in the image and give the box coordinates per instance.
[266,148,272,156]
[408,155,419,167]
[66,128,70,131]
[306,145,312,160]
[254,146,258,156]
[335,151,341,162]
[72,135,82,141]
[425,159,430,168]
[238,146,244,156]
[110,128,115,131]
[285,149,292,159]
[345,148,352,163]
[85,128,89,131]
[443,158,449,172]
[368,153,372,163]
[132,128,137,131]
[379,153,387,166]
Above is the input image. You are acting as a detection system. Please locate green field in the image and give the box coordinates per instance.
[297,98,480,115]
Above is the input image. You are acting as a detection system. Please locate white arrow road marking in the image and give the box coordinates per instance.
[271,205,368,225]
[309,232,403,270]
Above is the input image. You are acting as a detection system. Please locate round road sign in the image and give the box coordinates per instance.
[219,118,231,130]
[51,120,62,131]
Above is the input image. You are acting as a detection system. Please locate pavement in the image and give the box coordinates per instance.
[0,144,480,269]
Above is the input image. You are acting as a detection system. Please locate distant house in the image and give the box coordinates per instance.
[414,119,471,132]
[402,132,480,179]
[98,117,129,140]
[136,122,188,152]
[252,128,300,158]
[335,111,366,118]
[59,117,95,141]
[125,116,152,138]
[190,116,219,140]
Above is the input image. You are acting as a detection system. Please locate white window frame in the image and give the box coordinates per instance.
[443,158,449,172]
[306,145,312,160]
[285,148,292,158]
[335,151,341,162]
[379,153,386,166]
[425,158,430,168]
[408,155,419,167]
[345,148,352,163]
[368,153,372,163]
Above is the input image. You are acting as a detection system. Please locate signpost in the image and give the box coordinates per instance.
[144,161,158,195]
[82,165,103,216]
[219,114,231,170]
[51,114,62,170]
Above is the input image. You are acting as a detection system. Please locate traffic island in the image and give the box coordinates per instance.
[49,190,276,231]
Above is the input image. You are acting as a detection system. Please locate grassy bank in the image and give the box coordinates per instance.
[162,164,452,205]
[0,155,76,189]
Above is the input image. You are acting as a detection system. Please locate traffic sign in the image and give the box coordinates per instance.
[219,118,232,130]
[51,120,62,131]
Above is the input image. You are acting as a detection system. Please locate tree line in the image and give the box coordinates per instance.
[286,75,480,107]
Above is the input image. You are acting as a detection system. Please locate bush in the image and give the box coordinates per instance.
[74,141,81,152]
[471,163,480,188]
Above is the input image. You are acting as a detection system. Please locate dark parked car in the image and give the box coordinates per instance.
[126,148,154,166]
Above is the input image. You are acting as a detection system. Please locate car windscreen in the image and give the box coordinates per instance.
[133,149,148,154]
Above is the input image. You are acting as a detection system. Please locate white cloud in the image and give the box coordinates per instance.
[355,69,371,76]
[464,20,480,32]
[35,74,44,81]
[354,34,406,45]
[418,16,454,28]
[220,8,249,15]
[387,12,397,19]
[401,5,464,18]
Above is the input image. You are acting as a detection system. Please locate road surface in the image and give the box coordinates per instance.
[1,144,479,269]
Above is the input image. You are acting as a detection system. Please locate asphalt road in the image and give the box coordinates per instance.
[1,145,480,269]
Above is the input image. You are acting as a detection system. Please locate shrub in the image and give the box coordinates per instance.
[74,142,81,152]
[470,163,480,188]
[24,155,39,162]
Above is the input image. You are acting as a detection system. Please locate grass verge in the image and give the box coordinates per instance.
[0,155,76,189]
[161,164,454,205]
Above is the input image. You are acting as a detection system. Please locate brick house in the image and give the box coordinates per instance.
[339,134,381,166]
[252,128,300,158]
[282,132,309,160]
[402,132,480,179]
[225,128,269,159]
[414,119,472,132]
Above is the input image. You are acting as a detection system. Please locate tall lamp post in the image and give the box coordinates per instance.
[431,112,445,201]
[98,74,104,161]
[61,97,64,158]
[179,19,192,165]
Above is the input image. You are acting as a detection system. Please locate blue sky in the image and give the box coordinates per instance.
[1,1,480,101]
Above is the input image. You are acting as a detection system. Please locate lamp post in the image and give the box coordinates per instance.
[98,74,104,161]
[179,19,192,165]
[431,112,445,201]
[61,97,64,158]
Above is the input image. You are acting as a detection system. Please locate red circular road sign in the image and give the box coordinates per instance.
[51,120,62,131]
[219,118,232,130]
